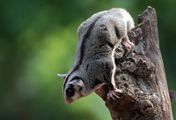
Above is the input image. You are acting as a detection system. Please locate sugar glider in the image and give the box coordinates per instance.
[58,8,135,104]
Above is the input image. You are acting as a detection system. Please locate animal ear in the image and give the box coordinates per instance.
[77,79,84,87]
[57,73,67,79]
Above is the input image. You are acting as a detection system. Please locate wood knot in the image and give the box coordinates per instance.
[134,58,155,78]
[128,28,142,45]
[140,100,154,116]
[113,44,125,59]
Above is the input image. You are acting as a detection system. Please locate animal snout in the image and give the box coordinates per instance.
[66,87,75,98]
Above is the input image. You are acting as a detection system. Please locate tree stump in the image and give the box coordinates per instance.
[95,6,173,120]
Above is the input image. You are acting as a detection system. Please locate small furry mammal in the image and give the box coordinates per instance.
[58,8,135,104]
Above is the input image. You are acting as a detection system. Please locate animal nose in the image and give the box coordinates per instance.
[66,88,75,98]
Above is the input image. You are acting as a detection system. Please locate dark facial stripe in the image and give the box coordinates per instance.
[70,76,83,82]
[63,16,102,88]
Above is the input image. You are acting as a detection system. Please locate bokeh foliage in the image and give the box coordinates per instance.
[0,0,176,120]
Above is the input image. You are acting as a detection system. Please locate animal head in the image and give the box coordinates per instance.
[57,73,93,104]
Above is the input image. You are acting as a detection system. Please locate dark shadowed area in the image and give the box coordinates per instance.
[0,0,175,120]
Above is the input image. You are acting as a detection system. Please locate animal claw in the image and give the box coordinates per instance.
[107,89,122,100]
[122,37,135,51]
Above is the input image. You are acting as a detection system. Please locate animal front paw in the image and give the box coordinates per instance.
[107,89,122,100]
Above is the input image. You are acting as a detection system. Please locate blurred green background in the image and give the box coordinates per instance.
[0,0,176,120]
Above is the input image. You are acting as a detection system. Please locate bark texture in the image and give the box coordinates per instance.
[95,6,173,120]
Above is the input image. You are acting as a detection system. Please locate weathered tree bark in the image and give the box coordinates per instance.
[95,6,173,120]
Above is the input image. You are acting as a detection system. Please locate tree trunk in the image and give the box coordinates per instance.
[95,6,173,120]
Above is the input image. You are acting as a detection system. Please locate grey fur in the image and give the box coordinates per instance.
[61,8,135,103]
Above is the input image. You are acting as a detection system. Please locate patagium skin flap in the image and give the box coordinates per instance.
[58,8,135,104]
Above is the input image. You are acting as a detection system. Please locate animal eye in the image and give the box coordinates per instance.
[66,88,75,97]
[79,86,83,91]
